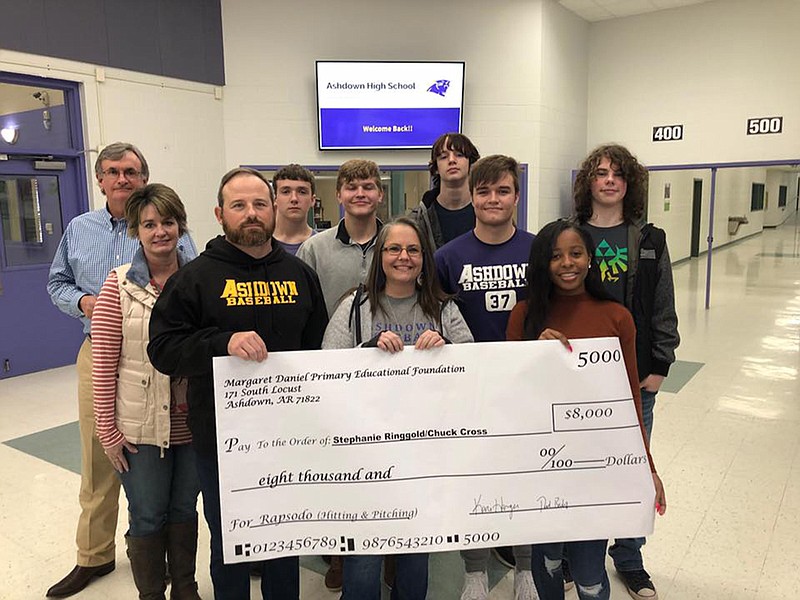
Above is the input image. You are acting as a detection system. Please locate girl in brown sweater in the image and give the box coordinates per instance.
[506,220,665,600]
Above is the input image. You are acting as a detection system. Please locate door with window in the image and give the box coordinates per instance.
[691,179,703,257]
[0,157,85,377]
[1,73,88,378]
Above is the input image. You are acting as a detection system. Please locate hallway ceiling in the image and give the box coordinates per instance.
[559,0,715,21]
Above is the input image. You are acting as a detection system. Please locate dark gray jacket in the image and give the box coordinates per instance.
[623,221,680,378]
[409,187,445,249]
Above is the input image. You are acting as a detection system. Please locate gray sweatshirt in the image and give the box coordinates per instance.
[296,220,379,316]
[322,291,474,349]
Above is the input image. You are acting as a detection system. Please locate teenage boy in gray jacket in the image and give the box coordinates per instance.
[573,144,679,600]
[297,159,384,316]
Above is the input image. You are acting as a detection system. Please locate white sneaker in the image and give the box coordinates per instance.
[460,570,489,600]
[514,569,540,600]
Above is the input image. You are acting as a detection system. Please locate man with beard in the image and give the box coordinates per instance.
[148,167,328,599]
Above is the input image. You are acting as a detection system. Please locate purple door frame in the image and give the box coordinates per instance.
[0,71,89,378]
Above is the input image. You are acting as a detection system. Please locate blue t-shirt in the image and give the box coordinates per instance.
[435,229,535,342]
[274,229,317,256]
[433,201,475,245]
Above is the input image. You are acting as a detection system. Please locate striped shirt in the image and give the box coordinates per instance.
[92,270,192,449]
[47,206,198,334]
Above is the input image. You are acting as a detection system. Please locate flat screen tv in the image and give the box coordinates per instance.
[316,61,465,150]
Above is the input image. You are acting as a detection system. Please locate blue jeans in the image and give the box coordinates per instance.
[532,540,609,600]
[194,450,299,600]
[342,554,428,600]
[608,388,656,572]
[120,443,199,537]
[639,388,656,440]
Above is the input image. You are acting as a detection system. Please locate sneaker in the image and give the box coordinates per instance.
[562,559,574,591]
[492,546,516,569]
[324,556,343,591]
[460,571,489,600]
[618,569,658,600]
[514,569,540,600]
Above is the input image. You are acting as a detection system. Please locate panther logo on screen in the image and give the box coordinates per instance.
[427,79,451,96]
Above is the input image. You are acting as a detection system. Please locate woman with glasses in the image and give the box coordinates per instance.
[322,216,473,599]
[92,184,202,600]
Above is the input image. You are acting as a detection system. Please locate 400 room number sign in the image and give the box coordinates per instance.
[652,124,684,142]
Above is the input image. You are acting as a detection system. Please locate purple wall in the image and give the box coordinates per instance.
[0,0,224,85]
[0,105,69,152]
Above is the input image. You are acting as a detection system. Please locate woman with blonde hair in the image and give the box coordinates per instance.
[92,184,201,600]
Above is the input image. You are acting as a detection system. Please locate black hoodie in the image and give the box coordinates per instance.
[148,235,328,456]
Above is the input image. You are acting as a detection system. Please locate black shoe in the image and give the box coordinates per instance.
[491,546,515,569]
[383,555,395,590]
[618,568,658,600]
[46,561,115,597]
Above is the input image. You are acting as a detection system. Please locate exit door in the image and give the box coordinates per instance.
[0,157,85,377]
[690,179,703,257]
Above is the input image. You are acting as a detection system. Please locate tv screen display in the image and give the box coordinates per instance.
[316,61,465,150]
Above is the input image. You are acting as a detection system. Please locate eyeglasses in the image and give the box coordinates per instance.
[383,244,421,257]
[101,168,144,180]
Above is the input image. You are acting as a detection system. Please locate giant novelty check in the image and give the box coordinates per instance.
[213,338,655,562]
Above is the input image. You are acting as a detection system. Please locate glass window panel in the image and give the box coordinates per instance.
[751,183,765,211]
[0,175,62,267]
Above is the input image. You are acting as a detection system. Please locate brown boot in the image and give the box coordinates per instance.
[324,555,343,591]
[127,532,167,600]
[166,519,203,600]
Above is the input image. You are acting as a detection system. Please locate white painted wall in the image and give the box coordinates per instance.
[713,167,766,241]
[538,1,589,225]
[765,169,796,227]
[587,0,800,164]
[0,49,226,247]
[220,0,589,232]
[647,167,771,262]
[646,169,706,261]
[587,0,800,254]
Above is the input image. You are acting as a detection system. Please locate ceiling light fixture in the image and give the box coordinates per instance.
[1,126,19,144]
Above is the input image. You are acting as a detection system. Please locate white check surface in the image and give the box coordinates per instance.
[213,338,654,562]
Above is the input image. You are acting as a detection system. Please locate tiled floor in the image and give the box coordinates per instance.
[2,217,798,599]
